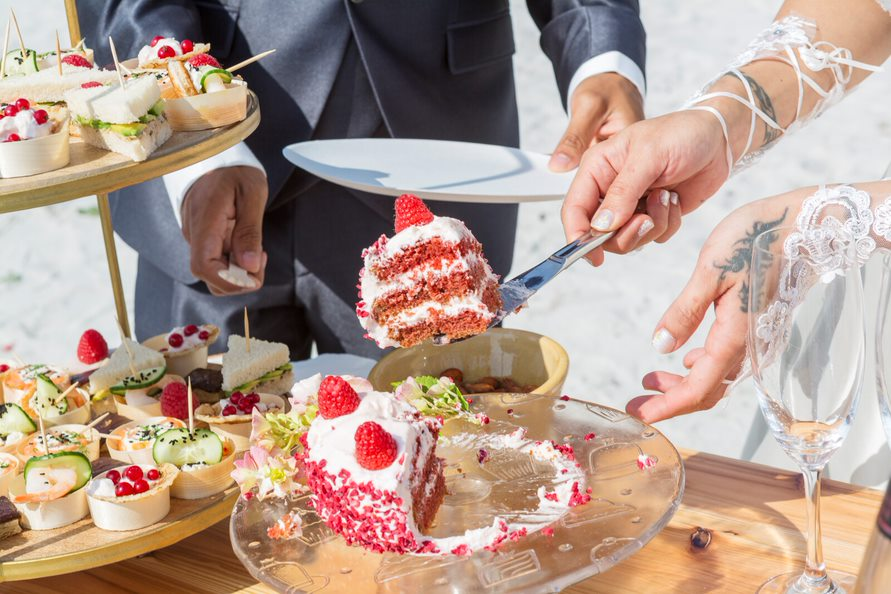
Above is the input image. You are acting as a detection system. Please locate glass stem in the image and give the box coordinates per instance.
[799,467,830,591]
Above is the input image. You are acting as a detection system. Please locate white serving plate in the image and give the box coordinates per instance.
[282,138,572,203]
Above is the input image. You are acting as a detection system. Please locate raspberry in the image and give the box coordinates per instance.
[81,81,103,89]
[61,54,91,69]
[187,54,221,69]
[160,381,197,419]
[354,421,397,470]
[317,375,360,419]
[394,194,434,233]
[77,329,108,364]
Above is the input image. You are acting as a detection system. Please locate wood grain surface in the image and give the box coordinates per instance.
[11,450,883,594]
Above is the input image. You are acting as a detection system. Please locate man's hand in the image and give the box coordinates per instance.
[548,72,644,172]
[181,166,269,296]
[626,192,802,423]
[561,109,733,264]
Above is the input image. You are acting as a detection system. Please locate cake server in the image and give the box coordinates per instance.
[432,228,614,345]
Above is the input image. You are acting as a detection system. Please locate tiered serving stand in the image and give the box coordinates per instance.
[0,6,261,579]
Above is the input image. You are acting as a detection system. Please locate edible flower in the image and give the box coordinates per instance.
[393,375,473,419]
[232,445,301,500]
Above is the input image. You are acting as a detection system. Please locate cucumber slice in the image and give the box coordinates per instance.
[0,403,37,437]
[32,374,69,417]
[4,49,39,76]
[110,366,166,395]
[199,67,233,91]
[153,428,223,466]
[24,451,92,493]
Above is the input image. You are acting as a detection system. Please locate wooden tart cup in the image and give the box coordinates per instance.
[0,124,70,179]
[164,83,248,131]
[8,475,88,530]
[143,327,220,377]
[42,388,91,428]
[15,424,101,465]
[106,416,187,465]
[194,393,286,453]
[0,452,21,497]
[87,463,179,531]
[170,438,236,500]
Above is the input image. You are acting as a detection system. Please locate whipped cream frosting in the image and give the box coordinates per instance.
[0,110,52,142]
[137,38,183,67]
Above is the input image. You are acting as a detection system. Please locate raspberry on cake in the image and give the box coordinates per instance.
[304,378,446,554]
[357,194,503,348]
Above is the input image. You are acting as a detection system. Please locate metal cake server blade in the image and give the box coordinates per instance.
[432,229,614,345]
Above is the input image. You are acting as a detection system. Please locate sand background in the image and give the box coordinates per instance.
[1,1,889,484]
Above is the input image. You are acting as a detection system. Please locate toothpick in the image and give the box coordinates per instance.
[107,36,125,89]
[10,351,23,367]
[55,30,62,76]
[9,9,24,59]
[187,378,195,435]
[244,306,251,354]
[81,411,109,434]
[116,318,139,377]
[95,432,114,439]
[226,49,276,74]
[73,37,85,51]
[57,381,80,403]
[37,414,48,455]
[0,20,9,78]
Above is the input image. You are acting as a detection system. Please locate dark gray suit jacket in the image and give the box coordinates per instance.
[77,0,645,286]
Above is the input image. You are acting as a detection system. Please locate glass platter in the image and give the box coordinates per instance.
[230,393,685,593]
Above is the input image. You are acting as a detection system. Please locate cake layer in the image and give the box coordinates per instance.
[367,236,479,281]
[370,258,492,323]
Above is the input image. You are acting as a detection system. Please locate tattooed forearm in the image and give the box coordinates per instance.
[713,207,788,312]
[738,72,781,147]
[718,71,782,149]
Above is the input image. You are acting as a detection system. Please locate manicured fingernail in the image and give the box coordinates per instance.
[670,192,679,206]
[592,209,614,231]
[659,190,670,207]
[638,219,654,237]
[550,153,572,168]
[652,328,676,354]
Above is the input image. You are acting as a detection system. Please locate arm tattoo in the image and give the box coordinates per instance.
[738,72,781,147]
[713,208,788,312]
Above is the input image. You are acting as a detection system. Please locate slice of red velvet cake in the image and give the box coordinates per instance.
[304,375,446,554]
[357,194,503,348]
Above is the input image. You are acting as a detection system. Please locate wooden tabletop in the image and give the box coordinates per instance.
[14,450,883,594]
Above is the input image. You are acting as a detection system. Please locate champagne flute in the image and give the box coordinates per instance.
[874,250,891,445]
[748,222,865,594]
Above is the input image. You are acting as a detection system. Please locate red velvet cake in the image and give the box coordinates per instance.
[303,375,446,553]
[357,194,503,348]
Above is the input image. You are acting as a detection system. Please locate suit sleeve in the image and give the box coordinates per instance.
[526,0,646,108]
[74,0,203,66]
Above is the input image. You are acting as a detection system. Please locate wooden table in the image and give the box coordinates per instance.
[15,450,883,594]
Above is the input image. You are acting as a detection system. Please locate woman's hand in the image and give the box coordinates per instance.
[561,107,735,265]
[627,191,804,423]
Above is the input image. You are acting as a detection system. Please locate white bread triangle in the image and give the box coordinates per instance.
[0,68,117,104]
[89,338,165,393]
[222,335,290,392]
[73,113,172,162]
[64,76,161,124]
